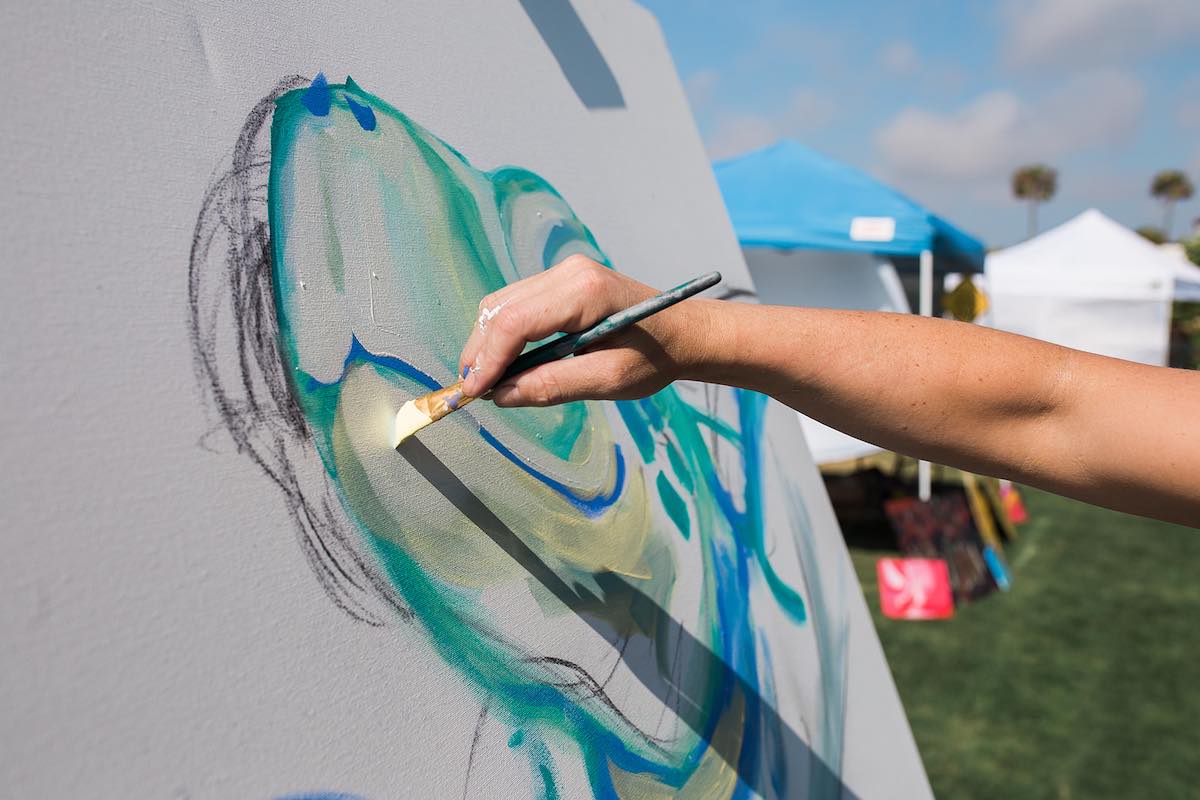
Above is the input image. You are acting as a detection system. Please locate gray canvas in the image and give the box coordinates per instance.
[0,2,930,797]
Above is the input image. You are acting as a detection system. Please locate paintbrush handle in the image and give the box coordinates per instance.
[496,270,722,383]
[394,271,722,446]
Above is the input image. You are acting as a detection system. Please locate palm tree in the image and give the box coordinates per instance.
[1136,226,1167,245]
[1151,170,1195,239]
[1012,164,1058,239]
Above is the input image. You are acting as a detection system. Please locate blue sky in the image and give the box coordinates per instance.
[638,0,1200,246]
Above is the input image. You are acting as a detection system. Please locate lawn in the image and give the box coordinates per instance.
[848,488,1200,799]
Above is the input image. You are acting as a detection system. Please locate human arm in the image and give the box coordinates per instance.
[459,256,1200,527]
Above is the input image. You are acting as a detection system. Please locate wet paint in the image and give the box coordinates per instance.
[267,75,847,798]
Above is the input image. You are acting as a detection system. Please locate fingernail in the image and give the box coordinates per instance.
[461,365,470,379]
[492,382,519,406]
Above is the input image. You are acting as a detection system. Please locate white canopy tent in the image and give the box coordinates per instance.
[745,248,911,464]
[986,209,1200,366]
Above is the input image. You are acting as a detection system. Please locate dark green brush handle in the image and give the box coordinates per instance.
[496,270,722,383]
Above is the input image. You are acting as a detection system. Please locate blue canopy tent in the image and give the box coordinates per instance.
[713,139,984,272]
[714,140,986,496]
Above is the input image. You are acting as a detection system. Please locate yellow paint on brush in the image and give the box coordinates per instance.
[391,401,432,448]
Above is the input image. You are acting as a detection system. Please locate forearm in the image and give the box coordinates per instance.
[686,301,1200,525]
[463,258,1199,525]
[688,302,1076,481]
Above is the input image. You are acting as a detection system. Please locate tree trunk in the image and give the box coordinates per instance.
[1027,200,1038,239]
[1164,200,1176,241]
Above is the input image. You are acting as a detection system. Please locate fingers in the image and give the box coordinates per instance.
[457,261,577,384]
[490,349,633,407]
[459,256,646,396]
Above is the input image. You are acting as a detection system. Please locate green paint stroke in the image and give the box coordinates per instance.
[657,471,690,539]
[615,400,656,463]
[266,75,846,798]
[538,764,558,800]
[665,438,694,494]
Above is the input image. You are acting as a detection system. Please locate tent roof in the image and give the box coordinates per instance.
[713,140,986,271]
[987,209,1200,301]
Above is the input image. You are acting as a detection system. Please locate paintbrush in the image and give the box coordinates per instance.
[393,270,722,447]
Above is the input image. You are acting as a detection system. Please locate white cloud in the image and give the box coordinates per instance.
[1001,0,1200,68]
[880,40,918,75]
[703,87,837,160]
[875,70,1145,181]
[684,69,720,113]
[788,87,836,131]
[756,22,844,73]
[877,91,1023,180]
[706,114,779,161]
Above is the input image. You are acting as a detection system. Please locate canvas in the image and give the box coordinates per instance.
[1,3,929,797]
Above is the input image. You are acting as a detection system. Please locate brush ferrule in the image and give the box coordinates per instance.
[413,381,474,422]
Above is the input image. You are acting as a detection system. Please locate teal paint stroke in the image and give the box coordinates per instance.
[657,471,691,538]
[267,75,848,798]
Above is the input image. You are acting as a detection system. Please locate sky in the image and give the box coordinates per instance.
[637,0,1200,247]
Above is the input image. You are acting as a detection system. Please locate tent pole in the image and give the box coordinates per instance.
[918,249,933,502]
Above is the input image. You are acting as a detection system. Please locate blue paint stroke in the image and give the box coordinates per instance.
[711,390,808,624]
[302,72,332,116]
[479,427,625,518]
[302,337,625,516]
[265,80,852,795]
[345,95,377,131]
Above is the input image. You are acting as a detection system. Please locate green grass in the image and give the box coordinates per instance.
[849,488,1200,799]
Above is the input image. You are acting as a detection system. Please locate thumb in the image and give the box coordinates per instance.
[490,352,624,408]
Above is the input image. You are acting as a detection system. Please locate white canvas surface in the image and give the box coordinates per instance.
[0,3,929,798]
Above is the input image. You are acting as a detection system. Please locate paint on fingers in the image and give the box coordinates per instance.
[462,353,485,395]
[468,302,507,394]
[477,300,508,333]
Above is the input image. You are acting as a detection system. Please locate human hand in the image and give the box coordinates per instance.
[458,255,713,407]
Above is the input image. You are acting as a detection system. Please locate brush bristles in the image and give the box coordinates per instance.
[393,400,434,448]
